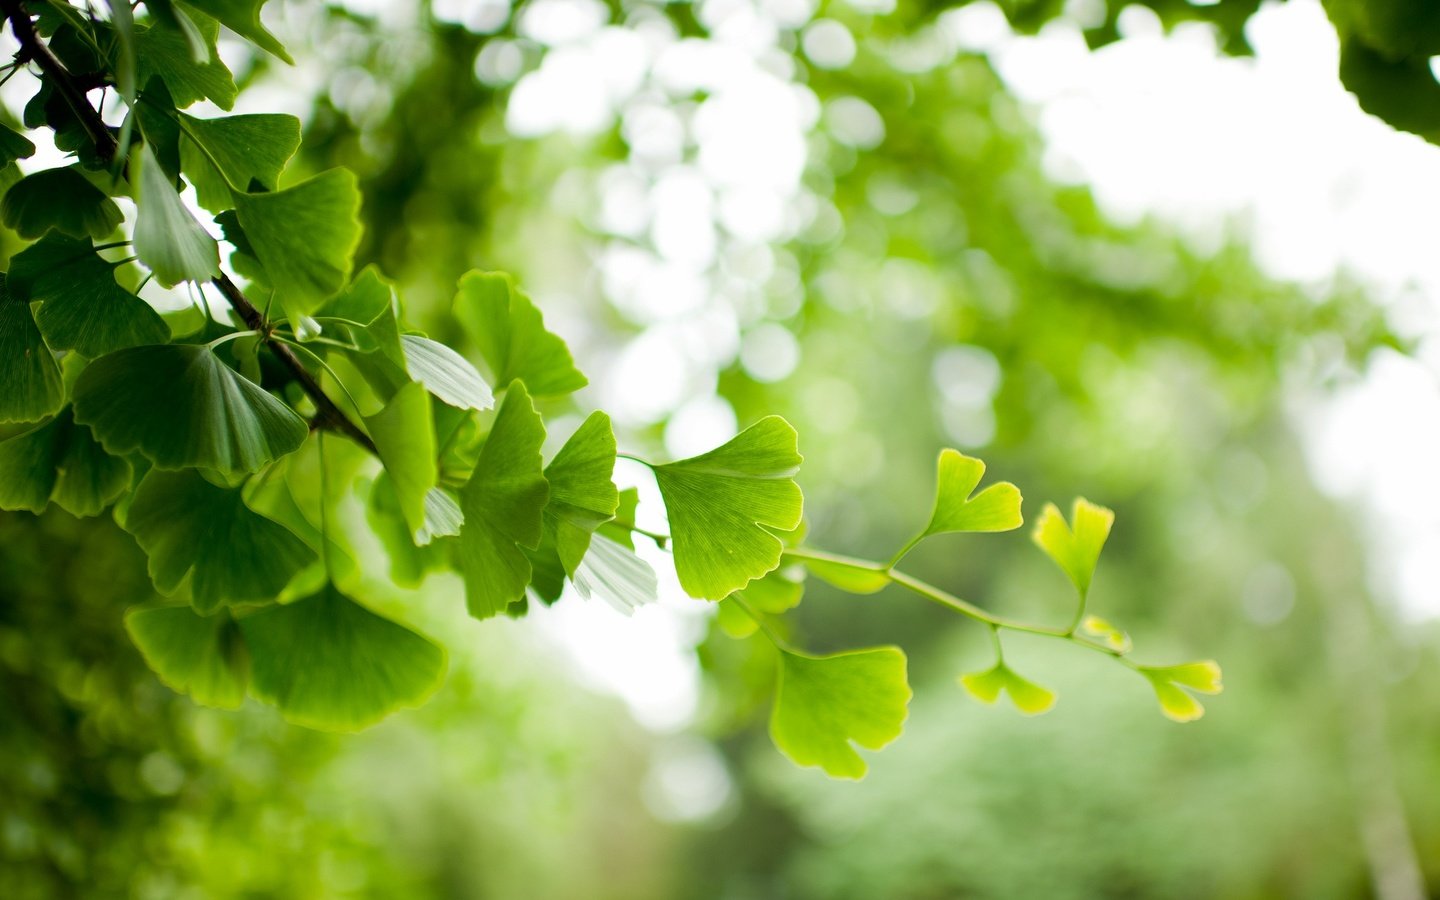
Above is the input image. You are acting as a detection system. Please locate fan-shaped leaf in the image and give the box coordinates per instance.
[180,111,300,211]
[1,166,122,240]
[182,0,294,64]
[1139,661,1223,723]
[573,532,658,616]
[453,270,587,397]
[135,12,235,108]
[770,647,911,780]
[959,662,1057,716]
[365,380,437,542]
[400,334,493,411]
[921,449,1023,537]
[0,123,35,167]
[127,605,249,708]
[1032,498,1114,598]
[73,343,307,473]
[0,408,131,516]
[654,416,804,600]
[133,143,221,286]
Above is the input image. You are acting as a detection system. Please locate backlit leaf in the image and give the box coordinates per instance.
[182,0,294,64]
[543,411,618,573]
[770,647,911,780]
[180,111,301,211]
[400,334,493,410]
[791,548,890,595]
[654,416,804,600]
[959,662,1057,716]
[240,585,447,731]
[921,449,1023,537]
[1139,661,1223,723]
[573,532,659,616]
[73,343,307,473]
[126,605,248,708]
[0,123,35,167]
[1032,498,1115,598]
[453,270,587,397]
[135,13,235,108]
[364,381,437,542]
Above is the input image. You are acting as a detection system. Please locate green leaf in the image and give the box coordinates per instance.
[126,605,248,708]
[135,78,183,180]
[123,469,317,613]
[133,143,221,286]
[770,647,911,780]
[572,531,658,615]
[654,416,804,600]
[792,549,890,595]
[959,662,1057,716]
[321,266,405,368]
[73,344,308,473]
[921,449,1023,536]
[1139,661,1223,723]
[453,270,587,397]
[239,585,446,731]
[0,408,131,516]
[1032,498,1114,598]
[0,278,64,423]
[180,112,301,212]
[1,167,122,240]
[364,381,437,543]
[597,486,641,549]
[544,411,619,572]
[242,439,359,589]
[0,123,36,167]
[400,334,493,411]
[232,169,361,322]
[717,567,804,638]
[1080,614,1131,653]
[181,0,294,64]
[135,13,236,108]
[144,0,211,62]
[455,382,549,620]
[9,233,170,356]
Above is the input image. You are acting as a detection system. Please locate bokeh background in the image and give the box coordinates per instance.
[4,0,1440,896]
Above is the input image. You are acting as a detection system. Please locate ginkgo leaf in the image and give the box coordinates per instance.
[133,143,221,286]
[134,12,236,108]
[921,449,1023,537]
[790,548,890,595]
[456,381,549,619]
[0,123,36,167]
[180,112,301,211]
[1139,661,1223,723]
[123,469,317,614]
[0,280,64,423]
[181,0,294,64]
[9,233,169,356]
[232,169,361,323]
[453,270,587,397]
[242,441,358,589]
[770,647,911,780]
[366,473,451,587]
[573,532,659,616]
[365,381,437,542]
[321,265,405,369]
[0,408,131,517]
[717,567,805,638]
[400,334,493,410]
[654,416,804,600]
[1,166,122,240]
[1032,498,1115,598]
[126,605,248,708]
[1081,614,1132,653]
[73,344,308,474]
[239,585,447,731]
[959,662,1057,716]
[544,411,619,573]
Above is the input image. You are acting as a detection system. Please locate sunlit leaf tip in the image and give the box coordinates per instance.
[959,662,1057,716]
[922,449,1024,537]
[1032,497,1115,597]
[1139,661,1223,723]
[770,647,911,780]
[1080,614,1132,653]
[654,416,804,600]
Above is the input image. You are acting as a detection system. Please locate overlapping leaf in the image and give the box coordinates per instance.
[133,142,221,286]
[0,408,131,516]
[400,334,493,411]
[770,647,911,780]
[126,605,249,708]
[134,13,236,108]
[0,279,64,423]
[182,0,294,64]
[453,271,587,397]
[73,343,307,473]
[180,111,300,211]
[654,416,804,600]
[364,381,439,542]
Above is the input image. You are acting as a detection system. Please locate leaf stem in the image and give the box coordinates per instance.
[616,452,654,469]
[1,0,118,163]
[729,594,793,653]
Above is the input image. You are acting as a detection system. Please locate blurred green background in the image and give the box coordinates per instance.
[4,0,1439,897]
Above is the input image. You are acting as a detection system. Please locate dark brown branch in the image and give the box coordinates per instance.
[1,0,117,163]
[2,3,377,455]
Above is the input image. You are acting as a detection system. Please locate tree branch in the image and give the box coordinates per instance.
[2,1,378,456]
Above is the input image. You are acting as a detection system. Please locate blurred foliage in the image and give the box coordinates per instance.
[4,0,1439,896]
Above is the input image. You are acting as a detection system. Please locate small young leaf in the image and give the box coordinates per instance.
[959,662,1057,716]
[133,143,221,286]
[9,233,170,357]
[135,13,236,108]
[73,344,308,474]
[0,280,64,423]
[0,408,131,517]
[1,167,123,240]
[232,169,362,323]
[1032,498,1115,598]
[365,381,438,542]
[180,112,301,211]
[922,449,1023,537]
[456,381,549,619]
[123,469,317,614]
[126,605,248,708]
[1080,614,1132,653]
[1139,661,1223,723]
[400,334,493,410]
[573,532,659,616]
[654,416,804,600]
[770,647,911,780]
[453,270,588,397]
[182,0,294,64]
[239,585,447,731]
